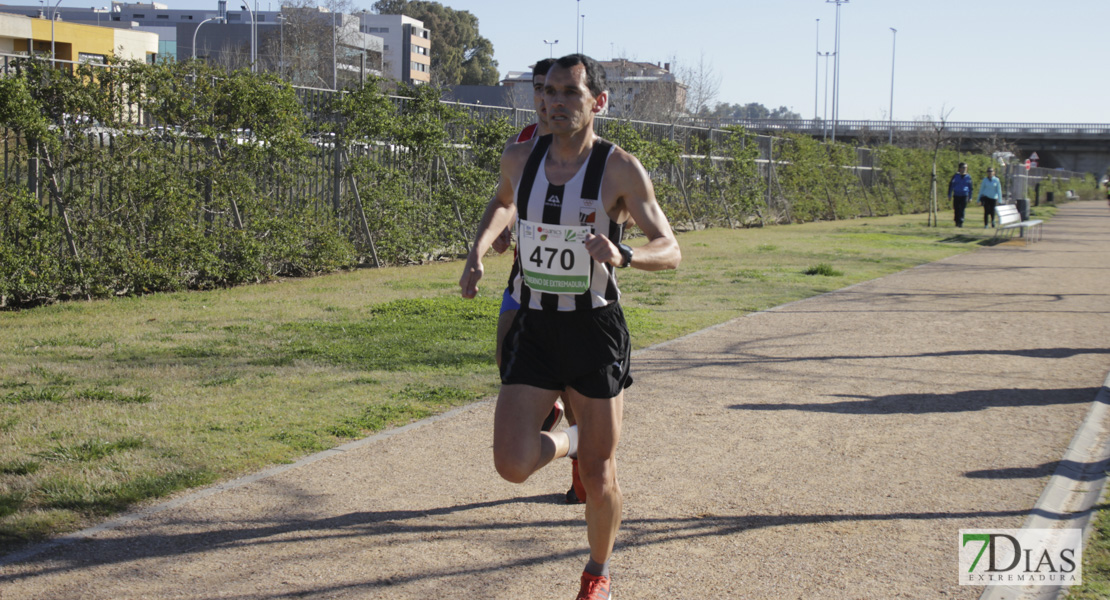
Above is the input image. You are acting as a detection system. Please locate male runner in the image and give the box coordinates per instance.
[459,54,681,600]
[466,58,588,505]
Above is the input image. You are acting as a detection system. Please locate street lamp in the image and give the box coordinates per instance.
[239,2,256,72]
[543,39,559,58]
[820,51,834,141]
[576,0,580,53]
[888,27,897,144]
[277,13,284,79]
[49,0,64,66]
[580,15,585,55]
[814,19,819,122]
[193,17,222,60]
[825,0,848,142]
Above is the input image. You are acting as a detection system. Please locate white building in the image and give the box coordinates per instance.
[357,13,429,86]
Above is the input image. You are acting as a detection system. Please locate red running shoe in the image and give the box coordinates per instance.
[576,572,611,600]
[566,458,587,504]
[541,398,564,432]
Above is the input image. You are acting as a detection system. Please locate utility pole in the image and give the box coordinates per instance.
[826,0,848,142]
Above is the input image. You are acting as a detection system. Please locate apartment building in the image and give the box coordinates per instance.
[0,10,157,64]
[0,2,400,86]
[357,13,429,85]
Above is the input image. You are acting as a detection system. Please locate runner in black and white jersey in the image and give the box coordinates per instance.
[464,58,590,505]
[460,54,681,600]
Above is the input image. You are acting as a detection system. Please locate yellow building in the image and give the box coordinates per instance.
[0,11,157,64]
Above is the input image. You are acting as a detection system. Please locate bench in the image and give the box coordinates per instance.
[994,204,1043,242]
[1065,190,1080,201]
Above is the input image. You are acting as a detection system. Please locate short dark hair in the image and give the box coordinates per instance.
[958,162,967,169]
[553,53,607,97]
[533,58,556,78]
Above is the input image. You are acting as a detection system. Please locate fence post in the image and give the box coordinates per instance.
[332,141,343,214]
[28,142,40,201]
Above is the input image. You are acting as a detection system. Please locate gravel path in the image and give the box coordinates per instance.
[3,201,1109,600]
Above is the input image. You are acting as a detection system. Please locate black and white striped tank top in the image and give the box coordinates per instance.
[508,134,623,311]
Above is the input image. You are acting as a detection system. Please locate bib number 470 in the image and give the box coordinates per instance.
[529,247,575,271]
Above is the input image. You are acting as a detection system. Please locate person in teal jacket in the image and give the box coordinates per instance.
[977,167,1004,228]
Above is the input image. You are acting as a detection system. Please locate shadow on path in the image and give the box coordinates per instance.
[729,387,1103,415]
[9,501,1103,598]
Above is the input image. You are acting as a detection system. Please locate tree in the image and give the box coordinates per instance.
[372,0,498,86]
[679,51,720,116]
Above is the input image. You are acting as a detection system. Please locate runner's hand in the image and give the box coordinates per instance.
[491,226,512,254]
[584,233,621,268]
[459,255,484,298]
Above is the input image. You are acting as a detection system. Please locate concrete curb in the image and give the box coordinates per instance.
[978,372,1110,600]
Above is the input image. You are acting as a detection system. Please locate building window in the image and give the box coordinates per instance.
[383,45,389,51]
[156,14,168,19]
[133,13,145,18]
[414,46,427,55]
[227,13,240,21]
[258,15,265,21]
[181,15,193,19]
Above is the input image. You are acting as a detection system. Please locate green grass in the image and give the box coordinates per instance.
[1066,508,1110,599]
[0,209,1028,554]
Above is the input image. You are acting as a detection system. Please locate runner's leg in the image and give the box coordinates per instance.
[565,387,623,565]
[493,384,572,483]
[495,308,517,368]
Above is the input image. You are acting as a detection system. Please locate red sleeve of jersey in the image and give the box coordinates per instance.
[515,123,538,143]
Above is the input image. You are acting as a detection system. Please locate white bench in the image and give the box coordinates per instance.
[1065,190,1079,201]
[994,204,1043,242]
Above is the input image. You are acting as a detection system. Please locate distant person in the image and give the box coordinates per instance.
[977,167,1003,228]
[947,162,973,227]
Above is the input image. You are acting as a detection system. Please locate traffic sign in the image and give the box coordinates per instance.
[1029,152,1040,160]
[1024,159,1031,170]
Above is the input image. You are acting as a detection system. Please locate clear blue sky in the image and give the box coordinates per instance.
[178,0,1109,123]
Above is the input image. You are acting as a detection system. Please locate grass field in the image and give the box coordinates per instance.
[4,207,1089,568]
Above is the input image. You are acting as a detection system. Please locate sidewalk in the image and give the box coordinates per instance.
[2,202,1109,599]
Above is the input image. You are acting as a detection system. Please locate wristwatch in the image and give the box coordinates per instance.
[617,243,633,268]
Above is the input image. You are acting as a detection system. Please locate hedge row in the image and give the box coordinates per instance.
[0,57,1091,308]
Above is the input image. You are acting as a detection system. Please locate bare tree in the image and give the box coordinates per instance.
[680,51,720,117]
[923,105,955,227]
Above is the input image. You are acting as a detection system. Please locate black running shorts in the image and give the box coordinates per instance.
[500,302,633,399]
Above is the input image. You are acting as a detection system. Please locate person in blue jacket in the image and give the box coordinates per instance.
[977,167,1004,227]
[947,162,973,227]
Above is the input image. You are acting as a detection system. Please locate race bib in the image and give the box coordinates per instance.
[517,219,593,294]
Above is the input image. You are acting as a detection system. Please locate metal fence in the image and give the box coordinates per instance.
[1,53,1095,244]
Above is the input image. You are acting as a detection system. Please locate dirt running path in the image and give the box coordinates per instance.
[3,202,1110,599]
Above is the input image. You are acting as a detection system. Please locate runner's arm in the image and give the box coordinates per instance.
[586,151,681,272]
[459,150,521,298]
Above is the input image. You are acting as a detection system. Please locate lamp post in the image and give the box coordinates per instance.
[193,17,222,60]
[825,0,848,142]
[278,13,284,79]
[332,10,337,89]
[576,0,580,53]
[49,0,64,65]
[814,18,819,122]
[239,2,256,72]
[888,27,897,144]
[580,14,585,55]
[820,51,833,141]
[543,39,559,58]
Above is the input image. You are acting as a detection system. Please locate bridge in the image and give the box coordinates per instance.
[687,119,1110,174]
